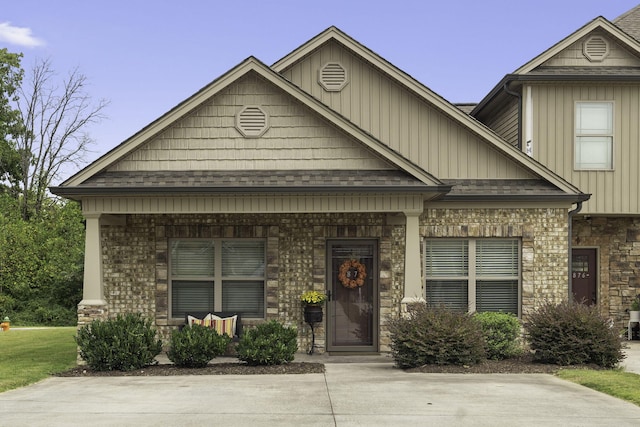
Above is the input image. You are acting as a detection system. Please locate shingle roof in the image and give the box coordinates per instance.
[614,5,640,42]
[52,170,449,196]
[441,179,584,201]
[528,66,640,76]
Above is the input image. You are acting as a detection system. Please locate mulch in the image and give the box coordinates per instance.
[55,354,603,376]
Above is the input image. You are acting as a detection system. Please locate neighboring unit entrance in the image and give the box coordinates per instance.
[326,240,378,352]
[571,248,597,305]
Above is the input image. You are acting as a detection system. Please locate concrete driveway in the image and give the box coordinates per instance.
[1,360,640,427]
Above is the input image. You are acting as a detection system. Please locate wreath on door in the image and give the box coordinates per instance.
[338,259,367,288]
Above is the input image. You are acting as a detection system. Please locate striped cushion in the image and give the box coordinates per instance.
[211,314,237,337]
[187,314,213,328]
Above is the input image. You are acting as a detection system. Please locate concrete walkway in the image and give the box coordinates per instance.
[0,343,639,426]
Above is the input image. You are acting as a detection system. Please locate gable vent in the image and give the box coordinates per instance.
[319,62,348,91]
[583,36,609,62]
[235,106,269,137]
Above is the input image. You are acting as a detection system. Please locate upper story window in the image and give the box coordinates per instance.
[575,102,613,170]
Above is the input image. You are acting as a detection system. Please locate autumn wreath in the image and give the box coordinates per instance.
[338,259,367,288]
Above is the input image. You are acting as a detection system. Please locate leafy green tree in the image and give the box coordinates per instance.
[0,48,24,192]
[0,195,83,325]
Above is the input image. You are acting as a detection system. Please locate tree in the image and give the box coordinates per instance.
[0,48,24,192]
[15,58,108,219]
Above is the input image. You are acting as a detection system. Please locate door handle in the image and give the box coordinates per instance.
[326,290,332,301]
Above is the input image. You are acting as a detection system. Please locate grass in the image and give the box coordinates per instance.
[557,368,640,406]
[0,327,77,393]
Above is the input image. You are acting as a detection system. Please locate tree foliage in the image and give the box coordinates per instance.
[0,48,24,192]
[0,194,84,325]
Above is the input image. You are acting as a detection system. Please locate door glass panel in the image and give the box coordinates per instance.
[329,243,375,348]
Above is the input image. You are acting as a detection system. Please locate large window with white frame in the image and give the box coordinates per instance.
[425,238,520,315]
[575,101,613,170]
[170,239,266,319]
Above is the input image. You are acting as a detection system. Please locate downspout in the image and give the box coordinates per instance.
[568,202,583,300]
[503,81,522,150]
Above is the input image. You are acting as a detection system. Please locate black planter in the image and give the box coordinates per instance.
[304,305,323,323]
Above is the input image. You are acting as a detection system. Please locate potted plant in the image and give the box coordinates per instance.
[300,290,327,324]
[631,298,640,323]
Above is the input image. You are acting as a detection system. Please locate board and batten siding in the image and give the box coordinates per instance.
[542,32,640,68]
[109,72,392,172]
[279,40,534,180]
[476,97,519,148]
[531,83,640,214]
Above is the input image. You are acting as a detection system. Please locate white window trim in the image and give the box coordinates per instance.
[424,238,521,316]
[574,101,614,171]
[169,238,267,319]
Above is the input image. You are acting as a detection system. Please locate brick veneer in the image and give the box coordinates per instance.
[82,207,571,353]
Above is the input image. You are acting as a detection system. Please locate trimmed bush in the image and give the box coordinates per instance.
[525,300,624,368]
[475,312,523,360]
[388,304,486,369]
[167,325,231,368]
[75,313,162,371]
[236,320,298,365]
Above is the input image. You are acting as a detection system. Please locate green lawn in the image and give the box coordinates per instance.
[0,327,77,393]
[557,368,640,406]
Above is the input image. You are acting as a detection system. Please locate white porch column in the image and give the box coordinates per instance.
[401,211,426,309]
[80,213,106,306]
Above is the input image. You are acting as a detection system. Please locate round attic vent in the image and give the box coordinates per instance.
[319,62,348,91]
[235,106,269,137]
[583,35,609,62]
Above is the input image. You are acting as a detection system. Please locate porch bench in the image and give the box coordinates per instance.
[181,311,243,342]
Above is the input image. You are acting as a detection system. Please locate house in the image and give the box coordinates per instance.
[53,21,600,353]
[472,5,640,326]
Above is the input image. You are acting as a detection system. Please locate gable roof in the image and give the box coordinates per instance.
[271,26,586,198]
[57,56,444,192]
[513,17,640,75]
[614,4,640,41]
[472,16,640,119]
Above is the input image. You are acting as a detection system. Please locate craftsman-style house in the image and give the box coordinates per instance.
[53,5,640,353]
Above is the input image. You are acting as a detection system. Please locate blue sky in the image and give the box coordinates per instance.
[2,0,639,181]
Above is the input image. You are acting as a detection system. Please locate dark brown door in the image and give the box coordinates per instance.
[572,248,597,305]
[327,240,377,352]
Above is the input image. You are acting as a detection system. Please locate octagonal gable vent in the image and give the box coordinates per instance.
[319,62,348,91]
[235,106,269,137]
[583,35,609,62]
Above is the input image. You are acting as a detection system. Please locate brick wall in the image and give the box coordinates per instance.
[96,213,401,352]
[422,208,570,318]
[86,207,571,353]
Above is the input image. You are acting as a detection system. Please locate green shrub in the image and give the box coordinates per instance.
[525,301,624,368]
[167,325,231,368]
[388,304,486,369]
[236,320,298,365]
[475,312,523,360]
[75,313,162,371]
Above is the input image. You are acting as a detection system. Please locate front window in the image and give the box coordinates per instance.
[170,239,265,319]
[575,102,613,170]
[425,239,520,315]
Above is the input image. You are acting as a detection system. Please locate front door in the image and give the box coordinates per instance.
[571,248,597,305]
[327,240,378,352]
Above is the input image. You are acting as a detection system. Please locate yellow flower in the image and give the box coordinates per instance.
[300,290,327,305]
